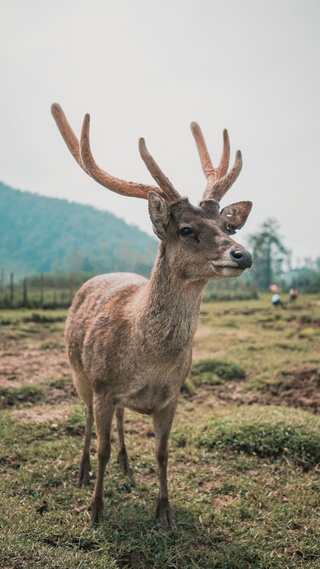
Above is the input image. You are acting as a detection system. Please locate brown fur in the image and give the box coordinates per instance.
[51,106,253,529]
[66,198,252,529]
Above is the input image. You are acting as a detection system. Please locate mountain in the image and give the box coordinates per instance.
[0,182,158,278]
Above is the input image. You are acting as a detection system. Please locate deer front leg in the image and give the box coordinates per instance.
[116,407,132,477]
[77,403,94,487]
[90,394,114,524]
[153,402,177,530]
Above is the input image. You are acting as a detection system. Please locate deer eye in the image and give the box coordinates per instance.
[179,227,193,236]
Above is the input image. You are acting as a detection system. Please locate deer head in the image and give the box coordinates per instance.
[51,103,252,281]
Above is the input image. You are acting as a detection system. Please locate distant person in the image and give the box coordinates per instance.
[271,293,283,307]
[289,288,299,302]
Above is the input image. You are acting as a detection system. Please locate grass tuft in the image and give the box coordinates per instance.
[39,340,65,350]
[188,406,320,470]
[0,384,45,408]
[190,358,246,385]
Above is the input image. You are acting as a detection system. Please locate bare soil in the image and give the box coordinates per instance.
[247,367,320,414]
[0,329,70,389]
[1,319,319,424]
[0,326,77,421]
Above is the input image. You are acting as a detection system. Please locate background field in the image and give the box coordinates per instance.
[1,294,320,568]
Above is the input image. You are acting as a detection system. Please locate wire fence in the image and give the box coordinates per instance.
[0,271,94,309]
[0,268,261,309]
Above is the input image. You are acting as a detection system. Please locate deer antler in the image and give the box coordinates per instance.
[138,138,181,203]
[51,103,89,173]
[191,122,242,202]
[51,103,172,201]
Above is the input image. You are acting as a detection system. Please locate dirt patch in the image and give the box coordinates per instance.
[259,367,320,413]
[195,325,214,338]
[191,381,244,407]
[0,345,70,389]
[0,324,77,422]
[2,311,320,425]
[10,403,74,424]
[185,367,320,415]
[195,325,250,339]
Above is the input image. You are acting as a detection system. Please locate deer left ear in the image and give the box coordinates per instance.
[220,201,252,232]
[148,191,170,241]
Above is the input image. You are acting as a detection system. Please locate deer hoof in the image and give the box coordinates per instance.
[117,449,131,476]
[77,461,92,487]
[90,497,103,524]
[156,498,176,531]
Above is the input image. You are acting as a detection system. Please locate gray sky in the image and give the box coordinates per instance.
[1,0,320,264]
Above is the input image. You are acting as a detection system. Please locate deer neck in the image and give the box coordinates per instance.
[135,243,206,359]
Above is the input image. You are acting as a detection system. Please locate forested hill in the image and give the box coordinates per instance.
[0,182,157,278]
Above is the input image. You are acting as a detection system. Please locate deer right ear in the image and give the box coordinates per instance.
[148,191,170,241]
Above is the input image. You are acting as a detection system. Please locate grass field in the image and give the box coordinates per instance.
[1,295,320,568]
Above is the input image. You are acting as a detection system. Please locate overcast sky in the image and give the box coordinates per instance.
[1,0,320,264]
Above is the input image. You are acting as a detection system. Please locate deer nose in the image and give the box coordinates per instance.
[230,249,252,269]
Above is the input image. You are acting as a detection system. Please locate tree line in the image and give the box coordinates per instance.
[0,182,157,279]
[1,217,319,309]
[247,218,320,292]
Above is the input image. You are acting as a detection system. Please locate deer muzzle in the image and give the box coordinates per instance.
[229,249,252,270]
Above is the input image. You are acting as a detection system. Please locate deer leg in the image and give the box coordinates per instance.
[77,403,94,487]
[153,402,177,530]
[116,407,132,478]
[90,394,114,524]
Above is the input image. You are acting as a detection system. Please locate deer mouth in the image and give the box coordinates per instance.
[210,262,246,277]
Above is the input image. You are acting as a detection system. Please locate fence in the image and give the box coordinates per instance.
[0,269,261,309]
[0,271,93,309]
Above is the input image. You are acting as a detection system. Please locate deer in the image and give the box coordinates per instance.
[51,103,253,530]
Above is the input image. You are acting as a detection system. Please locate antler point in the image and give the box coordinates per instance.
[51,102,62,118]
[190,121,200,133]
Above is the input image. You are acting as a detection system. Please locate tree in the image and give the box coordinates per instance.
[247,218,289,290]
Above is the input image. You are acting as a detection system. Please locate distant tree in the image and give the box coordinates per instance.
[292,267,320,293]
[248,218,289,290]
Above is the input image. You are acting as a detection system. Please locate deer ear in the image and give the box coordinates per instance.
[148,191,170,241]
[220,201,252,232]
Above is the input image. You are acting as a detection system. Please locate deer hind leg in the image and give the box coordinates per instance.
[77,403,94,487]
[153,401,177,530]
[116,407,132,479]
[90,394,114,524]
[71,371,94,487]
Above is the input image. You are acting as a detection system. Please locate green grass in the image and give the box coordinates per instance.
[1,407,320,568]
[1,296,320,568]
[195,295,320,398]
[0,308,67,326]
[0,384,45,408]
[39,340,65,350]
[190,358,246,385]
[174,406,320,470]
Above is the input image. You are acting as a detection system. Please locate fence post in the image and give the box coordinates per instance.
[0,269,3,306]
[10,273,14,307]
[53,279,57,308]
[69,273,74,305]
[40,273,44,307]
[23,277,28,307]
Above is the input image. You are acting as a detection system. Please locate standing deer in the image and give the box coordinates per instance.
[51,103,253,529]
